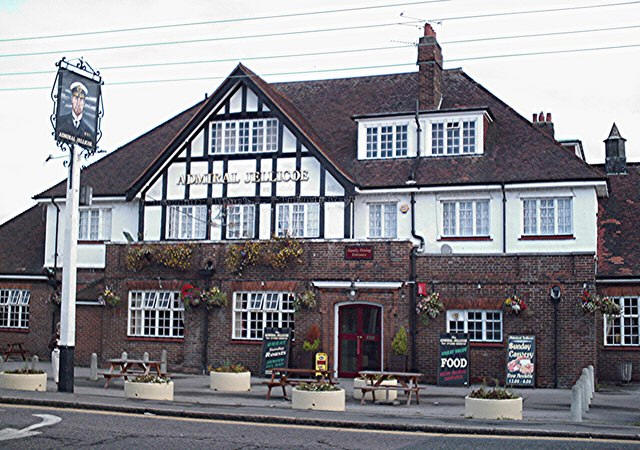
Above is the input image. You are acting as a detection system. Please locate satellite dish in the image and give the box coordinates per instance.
[440,244,452,255]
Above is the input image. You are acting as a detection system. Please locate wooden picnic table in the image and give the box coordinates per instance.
[264,367,337,400]
[3,342,28,361]
[102,358,165,388]
[357,370,423,405]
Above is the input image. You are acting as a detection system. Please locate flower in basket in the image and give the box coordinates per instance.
[416,292,443,324]
[504,295,526,315]
[99,287,120,307]
[293,290,317,312]
[180,283,202,308]
[581,290,621,315]
[201,287,227,310]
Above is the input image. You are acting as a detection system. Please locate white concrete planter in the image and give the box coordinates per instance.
[0,372,47,392]
[292,387,345,412]
[209,371,251,392]
[124,381,174,401]
[352,377,398,402]
[465,396,523,420]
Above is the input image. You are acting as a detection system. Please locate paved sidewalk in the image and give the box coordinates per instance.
[0,361,638,441]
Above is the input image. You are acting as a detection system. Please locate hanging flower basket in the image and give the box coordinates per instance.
[293,290,317,311]
[201,287,227,310]
[99,287,120,307]
[581,290,620,315]
[180,283,202,308]
[504,295,527,315]
[416,292,443,324]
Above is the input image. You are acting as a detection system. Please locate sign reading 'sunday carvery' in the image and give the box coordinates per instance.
[177,170,310,185]
[506,335,535,387]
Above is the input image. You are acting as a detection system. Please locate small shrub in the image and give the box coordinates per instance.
[469,379,519,399]
[131,374,171,384]
[391,326,408,357]
[5,368,45,375]
[296,382,340,392]
[209,363,247,373]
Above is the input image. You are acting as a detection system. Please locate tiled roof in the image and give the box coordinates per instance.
[597,164,640,278]
[0,205,46,275]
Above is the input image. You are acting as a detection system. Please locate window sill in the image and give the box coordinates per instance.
[438,236,492,242]
[0,327,29,333]
[519,235,575,241]
[470,342,503,348]
[126,336,184,343]
[78,240,106,245]
[602,345,640,351]
[231,339,263,345]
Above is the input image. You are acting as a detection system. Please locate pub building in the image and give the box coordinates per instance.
[2,24,635,388]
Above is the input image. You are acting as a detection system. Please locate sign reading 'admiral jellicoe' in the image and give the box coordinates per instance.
[178,170,310,185]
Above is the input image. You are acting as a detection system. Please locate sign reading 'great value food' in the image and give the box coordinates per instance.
[438,333,469,386]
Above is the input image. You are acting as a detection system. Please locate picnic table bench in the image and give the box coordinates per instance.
[264,367,337,400]
[358,370,423,405]
[2,342,28,361]
[101,358,166,388]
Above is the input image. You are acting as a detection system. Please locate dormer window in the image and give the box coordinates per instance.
[363,124,408,159]
[431,119,477,155]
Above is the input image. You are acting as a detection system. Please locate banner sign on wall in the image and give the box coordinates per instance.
[260,328,292,376]
[54,67,101,150]
[437,333,469,386]
[506,335,536,387]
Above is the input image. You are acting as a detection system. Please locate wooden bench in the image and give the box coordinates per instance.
[359,385,421,405]
[3,342,28,361]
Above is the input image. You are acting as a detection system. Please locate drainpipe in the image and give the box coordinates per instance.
[51,197,61,335]
[501,183,507,254]
[410,192,425,372]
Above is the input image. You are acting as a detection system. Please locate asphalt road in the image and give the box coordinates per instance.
[0,404,637,449]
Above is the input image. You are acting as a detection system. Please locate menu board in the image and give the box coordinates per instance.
[437,333,469,386]
[506,335,535,387]
[260,328,292,376]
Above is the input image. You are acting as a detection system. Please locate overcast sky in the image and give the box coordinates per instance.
[1,0,639,223]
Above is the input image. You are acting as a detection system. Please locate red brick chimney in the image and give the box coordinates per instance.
[532,111,555,138]
[417,23,443,110]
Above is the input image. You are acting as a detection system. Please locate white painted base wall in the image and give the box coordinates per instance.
[0,372,47,391]
[124,381,174,401]
[292,387,345,411]
[464,396,522,420]
[209,371,251,392]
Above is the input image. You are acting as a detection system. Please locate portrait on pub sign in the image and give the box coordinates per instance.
[55,69,100,149]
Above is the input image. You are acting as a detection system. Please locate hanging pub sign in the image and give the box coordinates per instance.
[53,63,102,150]
[260,327,292,376]
[506,335,536,387]
[437,333,469,386]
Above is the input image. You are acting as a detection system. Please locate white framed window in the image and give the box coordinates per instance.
[604,297,639,346]
[442,200,490,237]
[277,203,319,238]
[78,208,111,241]
[167,205,207,239]
[232,292,295,340]
[210,119,278,154]
[128,291,184,338]
[431,119,478,155]
[446,310,502,342]
[0,289,30,329]
[522,198,573,236]
[363,124,409,159]
[226,205,255,239]
[368,203,397,238]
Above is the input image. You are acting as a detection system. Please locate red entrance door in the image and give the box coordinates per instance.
[338,304,382,377]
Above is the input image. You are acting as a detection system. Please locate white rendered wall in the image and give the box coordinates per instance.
[352,194,411,240]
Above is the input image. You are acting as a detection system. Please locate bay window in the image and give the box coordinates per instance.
[0,289,30,329]
[277,203,319,238]
[522,198,572,236]
[232,292,295,340]
[167,205,207,239]
[128,291,184,338]
[447,310,502,342]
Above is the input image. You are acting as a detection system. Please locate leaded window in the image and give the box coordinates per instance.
[446,310,502,342]
[232,292,295,340]
[128,291,184,338]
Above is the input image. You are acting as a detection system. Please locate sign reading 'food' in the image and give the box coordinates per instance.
[438,333,469,386]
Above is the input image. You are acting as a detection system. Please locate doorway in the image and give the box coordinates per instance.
[337,303,382,377]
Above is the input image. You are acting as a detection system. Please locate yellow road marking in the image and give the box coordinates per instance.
[0,403,636,445]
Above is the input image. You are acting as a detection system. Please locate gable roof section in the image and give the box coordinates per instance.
[597,164,640,278]
[34,99,205,199]
[0,205,46,275]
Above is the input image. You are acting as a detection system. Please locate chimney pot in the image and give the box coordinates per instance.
[538,112,544,122]
[532,113,537,123]
[424,23,437,38]
[546,113,552,122]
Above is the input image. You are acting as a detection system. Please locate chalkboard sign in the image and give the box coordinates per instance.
[260,327,292,376]
[506,335,535,387]
[437,333,469,386]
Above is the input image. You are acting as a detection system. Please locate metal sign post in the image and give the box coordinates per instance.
[50,58,103,393]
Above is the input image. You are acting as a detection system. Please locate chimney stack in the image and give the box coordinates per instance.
[604,123,627,174]
[417,23,443,110]
[532,111,554,138]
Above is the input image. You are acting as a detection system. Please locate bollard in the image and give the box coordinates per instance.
[161,349,167,374]
[0,355,4,369]
[571,384,582,422]
[121,351,127,360]
[579,377,589,413]
[90,353,98,381]
[582,368,593,403]
[31,355,39,371]
[143,352,149,363]
[588,365,595,394]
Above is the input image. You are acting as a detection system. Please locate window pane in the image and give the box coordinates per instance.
[224,122,236,153]
[366,127,378,158]
[292,204,305,237]
[90,210,100,240]
[277,205,289,237]
[459,201,473,236]
[79,210,88,240]
[462,121,476,153]
[432,123,444,154]
[306,203,319,237]
[447,122,460,154]
[443,202,456,236]
[101,209,112,241]
[523,200,537,235]
[383,203,397,238]
[396,125,408,156]
[265,119,278,151]
[540,199,555,235]
[467,311,483,340]
[238,122,250,152]
[369,204,382,238]
[243,205,255,238]
[485,311,502,341]
[380,126,393,158]
[447,310,465,334]
[476,201,489,235]
[211,123,223,153]
[252,120,264,152]
[557,198,572,234]
[227,205,241,239]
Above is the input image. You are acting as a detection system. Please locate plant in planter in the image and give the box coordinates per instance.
[581,290,621,315]
[99,286,120,307]
[465,380,522,420]
[294,290,317,312]
[124,374,174,401]
[392,326,409,371]
[208,363,251,391]
[504,295,527,315]
[201,287,227,310]
[180,283,202,308]
[0,367,47,392]
[416,292,443,324]
[301,324,321,369]
[292,382,345,411]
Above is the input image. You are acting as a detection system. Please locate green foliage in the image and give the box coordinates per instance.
[303,338,320,352]
[296,382,340,392]
[391,326,409,357]
[225,236,303,275]
[125,244,194,272]
[5,367,45,375]
[99,287,120,307]
[302,324,321,352]
[469,378,519,400]
[201,287,228,310]
[293,290,317,311]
